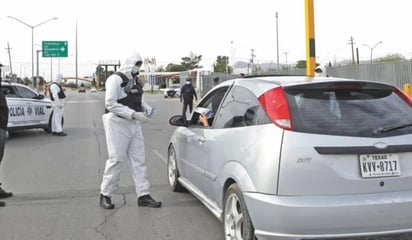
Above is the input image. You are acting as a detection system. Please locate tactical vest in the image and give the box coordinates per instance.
[106,72,143,113]
[49,82,66,101]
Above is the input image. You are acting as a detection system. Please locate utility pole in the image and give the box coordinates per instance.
[348,36,355,64]
[362,41,382,63]
[5,42,13,76]
[50,57,53,84]
[276,12,280,70]
[305,0,316,76]
[250,49,256,74]
[75,19,78,87]
[230,41,234,67]
[283,52,289,69]
[36,50,42,90]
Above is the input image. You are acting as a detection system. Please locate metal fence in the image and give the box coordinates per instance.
[196,60,412,97]
[326,60,412,89]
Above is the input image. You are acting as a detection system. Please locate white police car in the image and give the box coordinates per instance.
[1,80,58,135]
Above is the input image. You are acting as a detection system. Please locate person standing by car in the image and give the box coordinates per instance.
[99,50,161,210]
[180,78,197,119]
[0,77,13,207]
[49,73,67,136]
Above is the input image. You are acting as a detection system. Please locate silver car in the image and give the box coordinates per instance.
[167,76,412,240]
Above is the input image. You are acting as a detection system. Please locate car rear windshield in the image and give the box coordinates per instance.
[284,81,412,137]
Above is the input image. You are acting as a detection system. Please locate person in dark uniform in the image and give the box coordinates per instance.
[0,77,13,207]
[180,78,197,119]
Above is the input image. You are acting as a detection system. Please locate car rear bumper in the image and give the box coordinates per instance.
[165,91,179,97]
[244,191,412,240]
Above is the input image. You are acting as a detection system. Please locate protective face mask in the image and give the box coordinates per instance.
[131,66,140,76]
[186,81,190,84]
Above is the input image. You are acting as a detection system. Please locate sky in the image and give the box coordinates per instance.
[1,0,411,80]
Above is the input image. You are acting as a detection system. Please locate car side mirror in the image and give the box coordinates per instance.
[36,95,45,100]
[169,115,188,127]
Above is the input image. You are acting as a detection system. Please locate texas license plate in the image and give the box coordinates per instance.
[359,153,401,178]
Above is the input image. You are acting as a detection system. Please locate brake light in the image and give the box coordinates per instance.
[258,87,292,130]
[327,83,363,90]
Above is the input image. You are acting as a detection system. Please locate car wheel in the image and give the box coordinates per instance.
[7,130,16,138]
[44,112,64,133]
[44,113,53,133]
[167,145,185,192]
[223,183,256,240]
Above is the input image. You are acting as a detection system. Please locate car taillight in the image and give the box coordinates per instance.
[258,87,292,130]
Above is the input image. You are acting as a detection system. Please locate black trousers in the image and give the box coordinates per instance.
[0,128,5,164]
[182,100,193,118]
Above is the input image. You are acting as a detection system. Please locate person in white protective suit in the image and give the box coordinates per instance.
[49,73,67,136]
[315,65,328,77]
[99,51,161,209]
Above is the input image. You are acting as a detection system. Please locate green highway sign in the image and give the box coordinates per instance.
[42,41,68,57]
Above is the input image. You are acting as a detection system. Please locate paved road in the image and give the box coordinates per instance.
[0,90,223,240]
[0,90,410,240]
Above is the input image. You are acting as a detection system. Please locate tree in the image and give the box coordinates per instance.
[156,66,165,72]
[23,77,31,86]
[95,65,106,84]
[181,51,202,70]
[296,60,307,69]
[375,53,406,63]
[295,60,320,69]
[213,56,232,73]
[165,63,186,72]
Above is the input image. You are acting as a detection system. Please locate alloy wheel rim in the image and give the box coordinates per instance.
[168,149,176,186]
[224,193,243,240]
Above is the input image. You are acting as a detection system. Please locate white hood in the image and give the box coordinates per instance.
[315,66,327,77]
[118,51,143,79]
[54,73,64,84]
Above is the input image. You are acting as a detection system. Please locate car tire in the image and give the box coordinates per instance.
[7,130,16,138]
[223,183,256,240]
[44,112,64,133]
[167,145,185,192]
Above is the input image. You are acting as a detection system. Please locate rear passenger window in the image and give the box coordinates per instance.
[214,86,270,129]
[285,83,412,137]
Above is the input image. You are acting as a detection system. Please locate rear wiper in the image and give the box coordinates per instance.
[373,122,412,135]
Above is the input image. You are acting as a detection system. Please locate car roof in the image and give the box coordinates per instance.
[214,75,393,97]
[1,80,27,87]
[234,75,387,86]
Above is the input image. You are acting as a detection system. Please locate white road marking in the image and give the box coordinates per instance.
[66,100,101,103]
[152,149,167,165]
